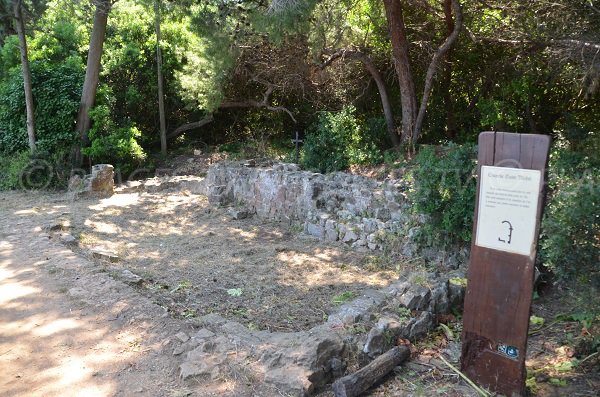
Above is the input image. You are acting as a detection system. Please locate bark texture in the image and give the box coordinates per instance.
[383,0,417,144]
[75,0,111,161]
[413,0,462,142]
[13,0,36,153]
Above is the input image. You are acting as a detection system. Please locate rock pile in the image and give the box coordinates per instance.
[174,271,466,396]
[206,161,468,268]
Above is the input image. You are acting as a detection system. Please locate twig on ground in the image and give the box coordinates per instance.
[579,351,599,364]
[438,355,492,397]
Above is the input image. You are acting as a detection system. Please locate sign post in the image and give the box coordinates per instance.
[461,132,551,397]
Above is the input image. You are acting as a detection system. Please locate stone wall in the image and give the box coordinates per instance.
[206,161,467,267]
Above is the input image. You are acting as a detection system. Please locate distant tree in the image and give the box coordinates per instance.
[12,0,36,153]
[154,0,167,155]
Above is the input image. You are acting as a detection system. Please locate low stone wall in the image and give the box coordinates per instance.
[206,161,467,268]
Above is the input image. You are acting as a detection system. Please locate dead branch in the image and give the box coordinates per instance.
[165,115,214,141]
[220,80,297,123]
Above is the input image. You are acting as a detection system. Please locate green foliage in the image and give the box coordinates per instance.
[302,106,382,173]
[226,288,243,297]
[539,143,599,285]
[0,151,31,190]
[0,149,72,190]
[82,105,147,175]
[332,291,355,305]
[555,312,598,329]
[0,59,83,154]
[409,144,477,247]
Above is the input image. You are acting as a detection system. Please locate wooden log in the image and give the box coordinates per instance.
[332,346,410,397]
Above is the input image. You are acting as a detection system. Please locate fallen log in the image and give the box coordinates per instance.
[332,346,410,397]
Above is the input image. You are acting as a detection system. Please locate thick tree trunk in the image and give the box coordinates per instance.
[155,0,167,156]
[13,0,35,153]
[321,49,400,147]
[75,0,111,163]
[383,0,417,144]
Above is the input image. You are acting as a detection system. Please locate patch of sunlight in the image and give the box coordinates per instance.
[276,251,393,288]
[33,318,80,337]
[0,281,40,304]
[89,193,140,211]
[14,208,38,215]
[229,228,257,239]
[43,358,97,390]
[84,220,121,234]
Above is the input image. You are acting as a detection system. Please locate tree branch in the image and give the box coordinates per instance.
[320,48,400,146]
[413,0,463,142]
[220,80,297,123]
[167,115,214,141]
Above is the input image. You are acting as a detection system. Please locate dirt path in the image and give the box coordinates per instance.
[0,192,191,397]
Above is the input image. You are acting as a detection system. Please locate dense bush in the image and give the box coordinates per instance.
[540,145,600,285]
[0,58,83,154]
[302,106,383,173]
[408,144,478,247]
[82,105,147,176]
[408,139,599,285]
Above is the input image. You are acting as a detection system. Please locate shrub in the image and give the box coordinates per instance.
[302,106,383,173]
[0,151,31,190]
[82,105,147,176]
[539,146,600,285]
[0,150,72,190]
[409,143,478,247]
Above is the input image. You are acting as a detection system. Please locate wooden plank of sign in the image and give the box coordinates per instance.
[461,131,551,397]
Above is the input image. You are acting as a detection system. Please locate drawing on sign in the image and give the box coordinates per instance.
[498,220,513,244]
[475,166,542,256]
[497,344,519,360]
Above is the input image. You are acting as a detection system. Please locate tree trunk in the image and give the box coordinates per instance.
[413,0,462,143]
[442,0,457,139]
[321,49,400,147]
[383,0,417,144]
[13,0,36,153]
[75,0,111,163]
[350,52,400,147]
[155,0,167,156]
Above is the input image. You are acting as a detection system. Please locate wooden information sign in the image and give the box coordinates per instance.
[461,131,551,397]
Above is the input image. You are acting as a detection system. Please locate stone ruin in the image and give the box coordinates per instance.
[157,161,468,395]
[68,164,115,197]
[79,160,470,395]
[206,161,468,268]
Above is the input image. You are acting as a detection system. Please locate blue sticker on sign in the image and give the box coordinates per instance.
[497,344,519,360]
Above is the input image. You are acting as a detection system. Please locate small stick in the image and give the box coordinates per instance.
[438,355,491,397]
[579,351,599,364]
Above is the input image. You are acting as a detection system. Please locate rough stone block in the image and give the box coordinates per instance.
[306,222,324,238]
[398,285,431,311]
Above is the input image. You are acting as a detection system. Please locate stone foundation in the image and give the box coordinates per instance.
[206,161,468,268]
